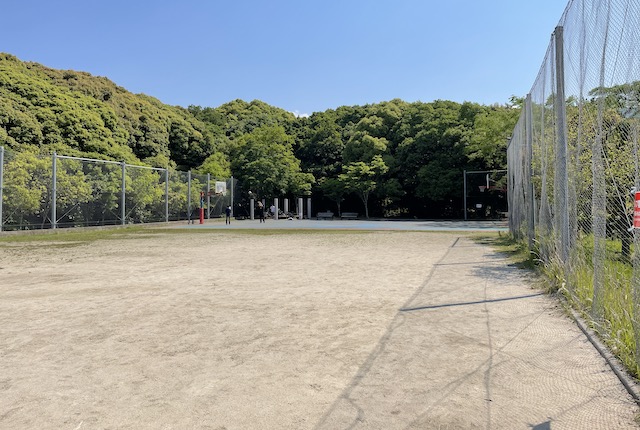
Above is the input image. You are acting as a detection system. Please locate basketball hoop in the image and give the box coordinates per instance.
[479,185,487,192]
[215,181,227,196]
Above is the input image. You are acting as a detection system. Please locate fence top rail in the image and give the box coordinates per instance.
[464,169,508,174]
[128,165,166,172]
[55,154,166,171]
[56,154,122,165]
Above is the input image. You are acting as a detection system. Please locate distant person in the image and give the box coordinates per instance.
[258,201,265,223]
[270,204,276,219]
[225,205,231,225]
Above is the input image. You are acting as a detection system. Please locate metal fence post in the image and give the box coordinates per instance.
[165,168,169,223]
[0,146,3,232]
[52,152,57,229]
[525,94,535,250]
[506,138,513,235]
[187,171,192,223]
[554,26,570,264]
[230,176,234,217]
[207,173,211,219]
[121,161,126,225]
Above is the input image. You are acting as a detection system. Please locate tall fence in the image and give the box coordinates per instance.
[0,147,238,231]
[507,0,640,374]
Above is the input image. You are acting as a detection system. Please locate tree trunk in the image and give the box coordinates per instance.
[360,192,369,219]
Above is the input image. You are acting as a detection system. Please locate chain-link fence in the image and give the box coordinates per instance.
[0,147,238,231]
[508,0,640,374]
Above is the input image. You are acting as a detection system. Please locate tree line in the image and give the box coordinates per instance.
[1,53,520,219]
[190,97,519,218]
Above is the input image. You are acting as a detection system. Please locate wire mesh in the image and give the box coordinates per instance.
[508,0,640,373]
[0,147,238,231]
[0,149,53,230]
[124,165,167,224]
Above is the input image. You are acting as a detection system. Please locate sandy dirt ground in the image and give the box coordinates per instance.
[0,230,638,429]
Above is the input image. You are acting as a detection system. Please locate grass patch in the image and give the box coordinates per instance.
[560,253,639,377]
[472,232,538,270]
[0,226,153,244]
[0,224,382,244]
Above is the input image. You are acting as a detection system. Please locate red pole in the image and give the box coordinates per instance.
[199,192,205,224]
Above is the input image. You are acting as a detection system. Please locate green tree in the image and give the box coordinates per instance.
[465,104,520,169]
[0,53,216,169]
[195,152,231,179]
[318,177,347,215]
[230,125,314,198]
[168,120,215,170]
[394,101,469,212]
[295,111,345,178]
[213,99,297,139]
[342,130,388,164]
[339,155,388,218]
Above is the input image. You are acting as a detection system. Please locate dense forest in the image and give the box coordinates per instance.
[0,53,520,218]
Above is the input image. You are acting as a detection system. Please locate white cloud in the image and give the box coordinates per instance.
[291,110,310,118]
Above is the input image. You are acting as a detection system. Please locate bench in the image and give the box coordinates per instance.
[316,211,334,220]
[340,212,358,220]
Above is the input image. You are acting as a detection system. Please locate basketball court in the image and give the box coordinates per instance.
[182,217,509,232]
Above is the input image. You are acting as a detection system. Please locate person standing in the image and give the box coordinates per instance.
[225,205,232,225]
[258,201,265,223]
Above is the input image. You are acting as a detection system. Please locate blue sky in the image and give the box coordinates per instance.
[1,1,568,116]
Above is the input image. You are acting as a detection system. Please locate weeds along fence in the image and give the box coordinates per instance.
[0,147,238,231]
[507,0,640,375]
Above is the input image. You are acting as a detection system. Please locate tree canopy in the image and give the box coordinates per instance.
[1,53,520,219]
[229,125,313,199]
[0,53,215,168]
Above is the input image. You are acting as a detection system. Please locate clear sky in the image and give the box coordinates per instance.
[1,0,568,116]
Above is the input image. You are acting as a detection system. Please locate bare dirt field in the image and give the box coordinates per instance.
[0,229,638,429]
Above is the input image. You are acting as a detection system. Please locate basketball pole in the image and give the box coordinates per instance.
[463,170,467,221]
